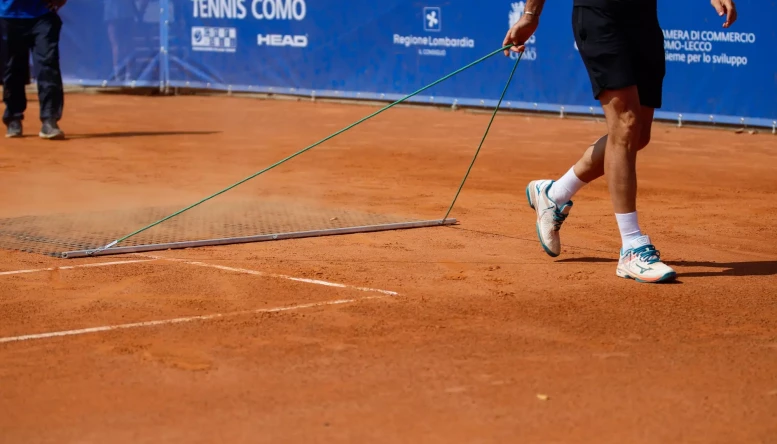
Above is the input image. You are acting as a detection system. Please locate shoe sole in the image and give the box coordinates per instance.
[5,134,22,138]
[616,268,677,283]
[535,223,559,258]
[39,132,65,140]
[526,183,559,258]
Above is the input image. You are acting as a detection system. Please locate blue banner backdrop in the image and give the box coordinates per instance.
[58,0,776,128]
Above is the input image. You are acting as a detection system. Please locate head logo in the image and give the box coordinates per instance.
[423,7,441,32]
[509,2,525,27]
[257,34,308,48]
[193,29,203,42]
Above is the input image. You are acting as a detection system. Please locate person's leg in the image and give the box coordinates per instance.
[594,87,674,283]
[543,88,648,252]
[600,88,644,214]
[2,18,31,133]
[525,4,629,257]
[599,87,644,253]
[31,12,64,138]
[548,105,653,204]
[569,87,672,283]
[544,136,606,206]
[0,19,6,86]
[528,3,670,266]
[610,8,675,282]
[530,105,655,257]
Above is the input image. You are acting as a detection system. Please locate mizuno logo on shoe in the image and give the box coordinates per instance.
[635,263,652,274]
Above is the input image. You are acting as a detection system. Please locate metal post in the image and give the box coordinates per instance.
[159,0,171,94]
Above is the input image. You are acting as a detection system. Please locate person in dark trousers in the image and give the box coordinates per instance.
[0,0,66,139]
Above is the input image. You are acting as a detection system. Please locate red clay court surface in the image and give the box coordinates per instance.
[1,94,776,443]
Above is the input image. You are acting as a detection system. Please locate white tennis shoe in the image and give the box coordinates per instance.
[526,179,573,257]
[617,235,677,283]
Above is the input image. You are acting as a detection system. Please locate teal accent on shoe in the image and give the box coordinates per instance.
[541,181,574,231]
[551,202,572,230]
[535,222,559,258]
[635,263,652,274]
[542,181,559,206]
[632,244,662,265]
[525,185,535,209]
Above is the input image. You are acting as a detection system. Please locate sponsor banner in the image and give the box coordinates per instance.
[58,0,776,125]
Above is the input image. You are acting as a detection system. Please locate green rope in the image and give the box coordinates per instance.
[90,45,514,255]
[442,53,522,222]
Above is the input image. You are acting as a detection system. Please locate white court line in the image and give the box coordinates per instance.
[144,256,399,296]
[0,297,384,344]
[0,259,156,277]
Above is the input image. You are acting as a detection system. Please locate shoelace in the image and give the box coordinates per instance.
[632,244,661,264]
[551,208,568,231]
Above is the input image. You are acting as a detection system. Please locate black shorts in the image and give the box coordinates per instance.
[572,2,666,108]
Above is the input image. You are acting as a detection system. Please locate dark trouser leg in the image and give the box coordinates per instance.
[0,19,5,86]
[2,18,31,125]
[30,13,63,123]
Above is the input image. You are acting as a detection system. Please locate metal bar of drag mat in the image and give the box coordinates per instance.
[61,218,458,258]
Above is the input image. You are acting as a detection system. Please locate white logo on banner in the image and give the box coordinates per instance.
[190,0,307,20]
[663,29,756,67]
[257,34,308,47]
[191,26,237,53]
[252,0,306,20]
[423,7,441,32]
[509,1,524,27]
[391,6,475,57]
[508,2,536,61]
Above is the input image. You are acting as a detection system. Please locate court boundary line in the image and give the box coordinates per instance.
[144,255,399,296]
[0,259,156,277]
[0,296,387,344]
[0,256,399,345]
[0,255,398,296]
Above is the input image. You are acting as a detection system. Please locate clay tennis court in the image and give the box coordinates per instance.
[1,93,776,443]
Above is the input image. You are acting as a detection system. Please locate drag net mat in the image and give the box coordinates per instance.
[0,200,416,257]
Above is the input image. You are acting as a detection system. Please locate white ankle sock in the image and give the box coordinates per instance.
[615,212,642,250]
[548,167,587,204]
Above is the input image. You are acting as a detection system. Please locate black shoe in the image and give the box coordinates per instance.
[39,120,65,140]
[5,120,22,138]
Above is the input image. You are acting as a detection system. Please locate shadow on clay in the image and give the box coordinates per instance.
[556,257,777,278]
[65,131,220,140]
